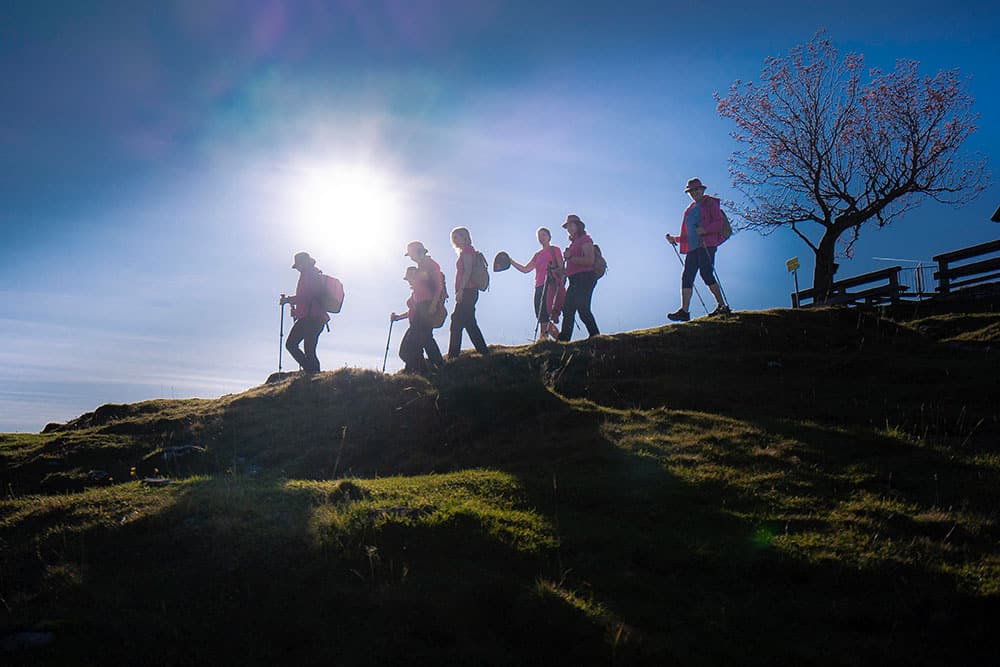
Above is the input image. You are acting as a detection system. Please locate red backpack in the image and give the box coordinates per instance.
[317,274,345,313]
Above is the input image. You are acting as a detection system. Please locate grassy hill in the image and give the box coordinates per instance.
[2,308,998,665]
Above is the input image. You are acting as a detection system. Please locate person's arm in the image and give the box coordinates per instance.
[549,248,566,279]
[510,258,534,273]
[430,266,444,306]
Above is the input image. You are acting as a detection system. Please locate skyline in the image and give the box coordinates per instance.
[3,1,999,432]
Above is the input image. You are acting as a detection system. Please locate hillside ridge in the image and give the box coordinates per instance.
[2,307,998,665]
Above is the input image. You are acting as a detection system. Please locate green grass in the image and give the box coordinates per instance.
[2,307,998,665]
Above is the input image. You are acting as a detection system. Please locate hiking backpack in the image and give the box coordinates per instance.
[470,251,490,291]
[317,274,345,313]
[592,245,607,280]
[430,271,448,328]
[719,210,734,244]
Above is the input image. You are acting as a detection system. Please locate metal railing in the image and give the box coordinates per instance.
[873,259,935,300]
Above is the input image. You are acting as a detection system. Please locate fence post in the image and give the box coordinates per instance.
[937,257,950,294]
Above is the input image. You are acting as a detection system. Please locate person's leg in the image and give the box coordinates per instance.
[558,276,580,341]
[708,283,724,305]
[462,289,489,355]
[547,282,563,338]
[681,288,693,312]
[699,247,727,310]
[533,284,546,340]
[412,302,444,367]
[575,272,599,337]
[670,251,700,321]
[448,296,471,359]
[398,326,418,372]
[302,318,324,372]
[285,319,309,369]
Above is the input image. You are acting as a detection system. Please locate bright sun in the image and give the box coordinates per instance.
[293,164,401,261]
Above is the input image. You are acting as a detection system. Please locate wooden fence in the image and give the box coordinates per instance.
[932,239,1000,295]
[791,266,904,308]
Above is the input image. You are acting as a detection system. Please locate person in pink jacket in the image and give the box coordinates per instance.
[665,178,731,321]
[558,214,600,341]
[509,227,566,341]
[448,227,489,359]
[280,251,330,373]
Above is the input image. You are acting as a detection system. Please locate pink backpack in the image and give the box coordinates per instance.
[317,274,345,313]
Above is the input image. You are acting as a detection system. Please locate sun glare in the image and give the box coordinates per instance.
[293,164,402,262]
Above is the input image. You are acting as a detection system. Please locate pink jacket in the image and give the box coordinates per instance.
[287,268,330,322]
[564,233,595,277]
[413,257,443,303]
[455,245,478,293]
[679,195,725,254]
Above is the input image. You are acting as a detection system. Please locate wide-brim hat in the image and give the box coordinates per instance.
[684,177,706,193]
[562,214,585,230]
[292,251,316,268]
[493,251,511,272]
[405,241,428,257]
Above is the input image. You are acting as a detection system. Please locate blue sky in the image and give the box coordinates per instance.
[2,0,999,432]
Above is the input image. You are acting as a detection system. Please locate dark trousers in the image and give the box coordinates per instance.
[681,246,718,289]
[558,272,599,341]
[533,284,551,323]
[286,316,325,372]
[399,302,444,373]
[448,288,489,358]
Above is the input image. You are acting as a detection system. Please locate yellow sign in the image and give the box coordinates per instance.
[785,257,800,273]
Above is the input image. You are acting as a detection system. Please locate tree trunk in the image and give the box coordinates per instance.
[812,232,840,303]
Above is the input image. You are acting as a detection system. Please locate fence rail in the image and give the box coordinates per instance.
[933,239,1000,295]
[792,266,905,308]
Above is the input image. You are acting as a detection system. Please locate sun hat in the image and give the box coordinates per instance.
[562,214,585,230]
[684,178,706,193]
[493,251,511,272]
[292,251,316,268]
[405,241,428,257]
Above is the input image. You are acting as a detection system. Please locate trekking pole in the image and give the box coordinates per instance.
[711,261,730,308]
[381,317,395,373]
[667,240,709,315]
[535,269,551,341]
[278,296,286,372]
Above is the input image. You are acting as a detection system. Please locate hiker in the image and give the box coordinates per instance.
[448,226,490,359]
[391,259,445,374]
[280,251,329,373]
[665,178,730,321]
[509,227,566,341]
[558,214,600,341]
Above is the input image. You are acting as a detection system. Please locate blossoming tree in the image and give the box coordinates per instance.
[716,33,988,300]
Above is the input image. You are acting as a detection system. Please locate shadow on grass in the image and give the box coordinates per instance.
[4,309,998,664]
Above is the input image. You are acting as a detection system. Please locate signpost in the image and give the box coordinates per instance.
[786,257,800,307]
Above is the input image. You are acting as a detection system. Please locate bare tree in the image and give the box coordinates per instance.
[716,32,988,300]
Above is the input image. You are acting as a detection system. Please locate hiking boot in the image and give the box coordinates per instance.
[709,304,732,317]
[667,308,690,322]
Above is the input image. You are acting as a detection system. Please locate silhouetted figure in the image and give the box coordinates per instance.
[392,263,444,375]
[509,227,566,341]
[280,252,328,373]
[666,178,730,321]
[447,227,489,359]
[558,215,600,341]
